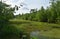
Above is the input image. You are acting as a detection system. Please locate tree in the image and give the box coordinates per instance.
[0,1,15,23]
[39,6,48,22]
[15,0,60,23]
[48,0,60,23]
[30,9,37,13]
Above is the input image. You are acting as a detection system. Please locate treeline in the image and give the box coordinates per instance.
[15,0,60,23]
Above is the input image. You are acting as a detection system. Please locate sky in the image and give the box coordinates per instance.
[1,0,50,15]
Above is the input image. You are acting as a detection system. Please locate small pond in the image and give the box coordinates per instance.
[30,31,60,39]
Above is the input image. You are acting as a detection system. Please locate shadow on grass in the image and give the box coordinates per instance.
[0,22,20,39]
[0,21,31,39]
[10,21,31,25]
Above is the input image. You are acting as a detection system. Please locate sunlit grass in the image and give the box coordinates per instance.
[10,19,60,38]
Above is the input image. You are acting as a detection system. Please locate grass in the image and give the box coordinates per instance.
[10,19,60,39]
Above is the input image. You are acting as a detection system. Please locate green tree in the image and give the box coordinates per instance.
[48,0,60,23]
[39,6,48,22]
[0,1,14,23]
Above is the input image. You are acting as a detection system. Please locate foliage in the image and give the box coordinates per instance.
[0,1,18,39]
[15,0,60,23]
[10,19,60,39]
[0,1,14,23]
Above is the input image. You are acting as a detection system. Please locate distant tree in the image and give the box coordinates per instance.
[30,9,37,13]
[38,6,48,22]
[48,0,60,23]
[15,0,60,23]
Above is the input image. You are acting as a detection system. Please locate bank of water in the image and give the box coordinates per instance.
[30,31,60,39]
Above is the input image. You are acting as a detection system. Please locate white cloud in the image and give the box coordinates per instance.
[3,0,25,7]
[0,0,50,15]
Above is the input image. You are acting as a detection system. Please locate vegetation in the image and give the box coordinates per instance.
[16,0,60,23]
[0,1,19,39]
[0,0,60,39]
[10,19,60,39]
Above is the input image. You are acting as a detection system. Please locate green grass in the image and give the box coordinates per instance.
[10,19,60,39]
